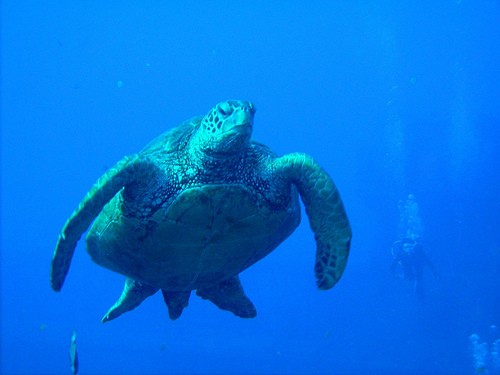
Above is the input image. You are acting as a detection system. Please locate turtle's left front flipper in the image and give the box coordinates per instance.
[273,153,352,290]
[51,154,154,291]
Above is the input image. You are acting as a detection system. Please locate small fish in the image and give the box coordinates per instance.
[69,330,79,374]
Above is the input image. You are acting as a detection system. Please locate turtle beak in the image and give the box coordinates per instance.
[223,105,254,136]
[227,100,255,116]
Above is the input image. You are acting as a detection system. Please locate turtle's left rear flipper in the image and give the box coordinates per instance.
[197,276,256,318]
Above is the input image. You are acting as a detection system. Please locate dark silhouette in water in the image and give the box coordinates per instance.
[390,237,439,300]
[390,194,439,300]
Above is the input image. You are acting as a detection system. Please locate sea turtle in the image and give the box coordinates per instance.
[51,100,352,322]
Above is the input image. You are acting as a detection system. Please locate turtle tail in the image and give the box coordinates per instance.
[50,154,145,291]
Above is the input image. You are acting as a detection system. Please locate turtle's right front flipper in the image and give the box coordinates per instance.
[50,154,151,291]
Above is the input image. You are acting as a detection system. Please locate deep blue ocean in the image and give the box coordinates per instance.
[2,1,499,374]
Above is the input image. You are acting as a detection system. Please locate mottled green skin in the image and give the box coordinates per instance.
[51,100,352,322]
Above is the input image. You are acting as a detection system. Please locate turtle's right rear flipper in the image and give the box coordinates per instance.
[102,278,158,323]
[50,154,150,291]
[196,276,257,318]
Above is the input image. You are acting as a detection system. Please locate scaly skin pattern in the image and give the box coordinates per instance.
[272,153,352,290]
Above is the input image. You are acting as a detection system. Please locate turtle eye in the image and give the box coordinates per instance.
[218,102,232,117]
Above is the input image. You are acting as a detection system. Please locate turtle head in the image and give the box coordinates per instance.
[191,100,255,156]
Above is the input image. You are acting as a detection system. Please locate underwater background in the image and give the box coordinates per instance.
[1,1,499,374]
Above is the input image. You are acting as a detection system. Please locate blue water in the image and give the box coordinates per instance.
[2,1,499,374]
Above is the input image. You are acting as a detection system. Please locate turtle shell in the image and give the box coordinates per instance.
[140,116,201,156]
[86,183,301,291]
